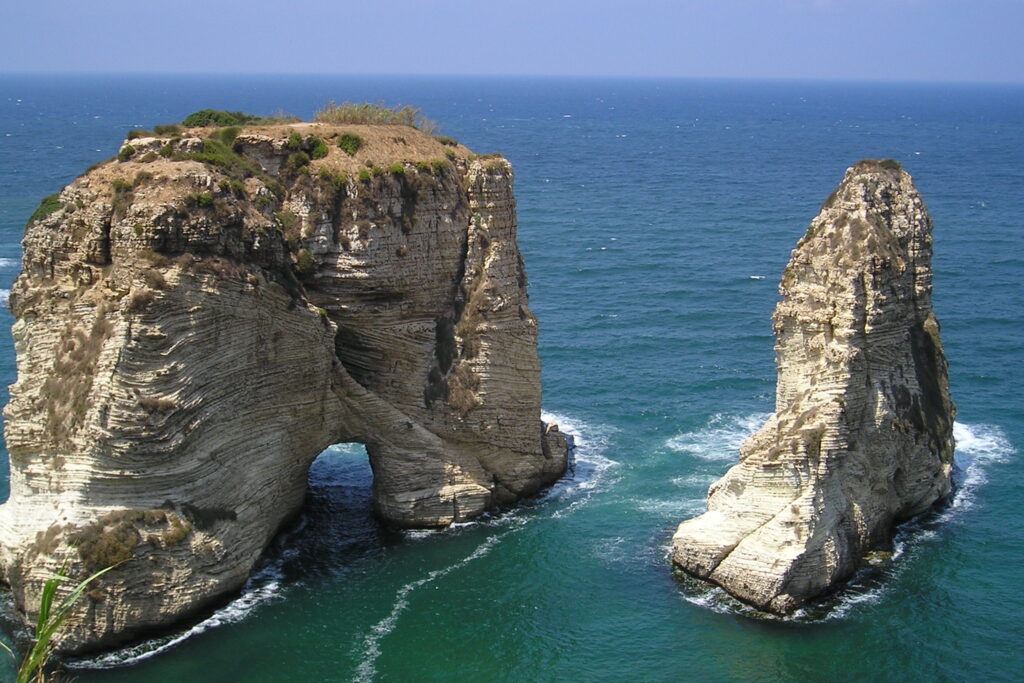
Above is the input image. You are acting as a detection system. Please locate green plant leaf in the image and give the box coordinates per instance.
[17,562,120,683]
[34,560,67,638]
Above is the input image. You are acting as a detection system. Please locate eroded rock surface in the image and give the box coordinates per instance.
[0,123,567,651]
[672,160,955,614]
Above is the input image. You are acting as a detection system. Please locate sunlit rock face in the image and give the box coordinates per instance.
[0,123,567,652]
[672,160,954,614]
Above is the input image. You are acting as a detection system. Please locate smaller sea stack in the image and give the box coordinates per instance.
[672,160,955,614]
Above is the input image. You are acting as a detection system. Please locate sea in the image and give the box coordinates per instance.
[0,75,1021,682]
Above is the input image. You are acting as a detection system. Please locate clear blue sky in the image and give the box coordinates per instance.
[2,0,1022,82]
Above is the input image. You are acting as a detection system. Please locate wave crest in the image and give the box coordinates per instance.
[677,419,1015,620]
[665,412,769,461]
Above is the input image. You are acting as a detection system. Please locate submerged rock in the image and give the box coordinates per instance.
[0,122,567,651]
[672,160,955,614]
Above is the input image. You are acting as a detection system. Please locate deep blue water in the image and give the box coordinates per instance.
[0,75,1021,681]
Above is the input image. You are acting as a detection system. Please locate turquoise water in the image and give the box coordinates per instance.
[0,76,1021,681]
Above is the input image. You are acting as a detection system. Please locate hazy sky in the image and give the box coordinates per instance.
[2,0,1022,82]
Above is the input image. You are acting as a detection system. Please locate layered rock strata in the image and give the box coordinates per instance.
[672,160,955,614]
[0,123,568,651]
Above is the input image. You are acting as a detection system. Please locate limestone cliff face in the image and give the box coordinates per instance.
[672,160,955,614]
[0,123,568,651]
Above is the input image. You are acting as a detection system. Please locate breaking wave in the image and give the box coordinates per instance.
[665,412,770,461]
[676,420,1015,620]
[70,410,619,674]
[67,557,289,669]
[354,410,618,679]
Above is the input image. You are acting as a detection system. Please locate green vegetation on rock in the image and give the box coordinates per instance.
[27,195,63,226]
[314,101,438,134]
[181,109,299,127]
[182,109,260,127]
[337,133,364,155]
[183,138,264,181]
[1,557,117,683]
[310,138,329,160]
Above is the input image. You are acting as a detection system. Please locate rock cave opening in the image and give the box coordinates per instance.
[0,122,569,651]
[282,442,395,578]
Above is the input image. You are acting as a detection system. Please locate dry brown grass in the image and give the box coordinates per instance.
[126,289,156,312]
[42,309,114,445]
[143,268,167,290]
[85,122,476,197]
[138,396,177,413]
[71,508,192,571]
[313,102,438,134]
[190,256,249,280]
[447,364,481,416]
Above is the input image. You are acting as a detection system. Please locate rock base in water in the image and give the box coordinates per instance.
[0,120,567,651]
[672,160,955,614]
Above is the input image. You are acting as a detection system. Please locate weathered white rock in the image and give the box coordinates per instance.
[0,125,567,651]
[672,160,955,614]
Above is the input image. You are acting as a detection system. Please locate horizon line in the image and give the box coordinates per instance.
[1,71,1022,87]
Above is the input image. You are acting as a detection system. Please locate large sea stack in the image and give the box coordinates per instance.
[0,119,568,651]
[672,160,955,614]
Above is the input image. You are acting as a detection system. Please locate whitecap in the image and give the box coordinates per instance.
[634,497,705,518]
[541,410,620,507]
[670,473,719,489]
[677,419,1015,622]
[0,290,8,305]
[67,560,286,669]
[665,412,769,461]
[353,533,505,682]
[403,528,441,541]
[357,411,618,676]
[320,442,367,457]
[0,258,17,268]
[941,421,1014,517]
[70,410,619,668]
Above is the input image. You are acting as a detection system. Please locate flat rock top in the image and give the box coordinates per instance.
[105,123,480,180]
[235,122,475,171]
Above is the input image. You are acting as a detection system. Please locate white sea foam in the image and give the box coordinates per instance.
[0,290,8,306]
[321,442,367,457]
[0,258,17,267]
[678,420,1015,622]
[635,497,707,521]
[593,536,629,565]
[399,411,619,538]
[820,584,886,620]
[68,410,617,670]
[679,585,737,615]
[665,412,770,461]
[658,413,770,527]
[356,410,618,675]
[670,473,719,489]
[541,410,620,518]
[945,421,1013,515]
[353,533,505,682]
[67,560,287,669]
[809,422,1014,621]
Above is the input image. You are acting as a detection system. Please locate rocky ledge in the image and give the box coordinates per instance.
[0,118,568,651]
[672,160,955,614]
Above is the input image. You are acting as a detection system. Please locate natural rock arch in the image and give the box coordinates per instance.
[0,123,567,652]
